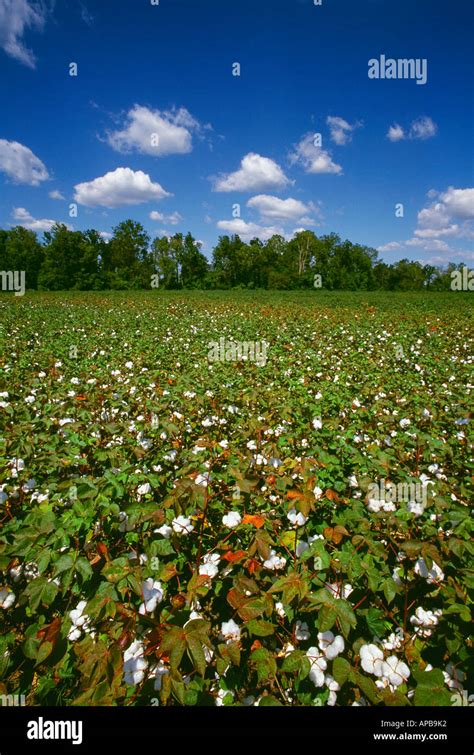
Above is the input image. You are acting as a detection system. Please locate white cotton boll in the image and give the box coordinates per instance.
[155,524,172,539]
[194,473,210,487]
[263,550,287,571]
[410,607,442,637]
[152,661,169,691]
[360,644,384,677]
[381,656,410,687]
[123,640,148,686]
[139,578,163,615]
[400,418,411,428]
[295,620,310,641]
[125,361,133,369]
[199,553,220,579]
[215,687,234,706]
[325,675,340,706]
[246,440,257,450]
[0,587,15,609]
[306,647,327,687]
[414,558,444,584]
[287,509,307,527]
[137,482,151,496]
[275,602,286,618]
[222,511,242,529]
[318,631,345,660]
[381,629,404,651]
[407,501,425,517]
[325,582,353,600]
[172,516,194,535]
[313,485,323,500]
[348,475,358,488]
[312,418,322,430]
[220,619,241,642]
[443,663,466,690]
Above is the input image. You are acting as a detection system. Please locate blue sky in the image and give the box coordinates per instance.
[0,0,473,265]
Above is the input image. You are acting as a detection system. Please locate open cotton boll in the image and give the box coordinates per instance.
[171,515,194,535]
[295,620,310,641]
[287,509,307,527]
[222,511,241,529]
[414,557,444,584]
[139,578,163,615]
[123,640,148,686]
[410,607,442,637]
[263,550,287,571]
[137,482,152,496]
[318,631,345,660]
[360,644,384,677]
[306,647,327,687]
[199,553,220,578]
[0,587,16,609]
[220,619,241,643]
[381,656,410,687]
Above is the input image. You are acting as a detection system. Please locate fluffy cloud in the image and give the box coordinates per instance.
[213,153,291,192]
[216,218,285,241]
[440,187,474,219]
[414,188,474,239]
[327,116,361,145]
[12,207,63,233]
[406,237,452,253]
[0,0,47,68]
[0,139,49,185]
[377,186,474,257]
[106,105,207,157]
[73,167,171,208]
[149,210,182,225]
[377,241,403,253]
[290,134,342,175]
[387,117,437,142]
[387,124,405,142]
[49,189,65,200]
[247,194,318,224]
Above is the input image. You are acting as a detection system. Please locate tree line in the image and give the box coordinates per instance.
[0,220,466,291]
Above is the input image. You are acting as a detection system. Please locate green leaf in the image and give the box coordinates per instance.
[246,619,275,637]
[413,669,454,706]
[333,657,351,686]
[75,557,93,581]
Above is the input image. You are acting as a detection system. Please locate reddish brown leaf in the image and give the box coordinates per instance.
[242,514,265,528]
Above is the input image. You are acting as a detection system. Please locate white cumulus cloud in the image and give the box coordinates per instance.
[439,187,474,219]
[387,124,405,142]
[73,167,172,208]
[387,117,437,142]
[216,218,285,242]
[247,194,318,224]
[49,189,65,200]
[12,207,65,233]
[213,153,291,192]
[327,116,361,145]
[149,210,182,225]
[290,134,342,175]
[377,186,474,258]
[0,0,48,68]
[0,139,49,185]
[106,105,208,157]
